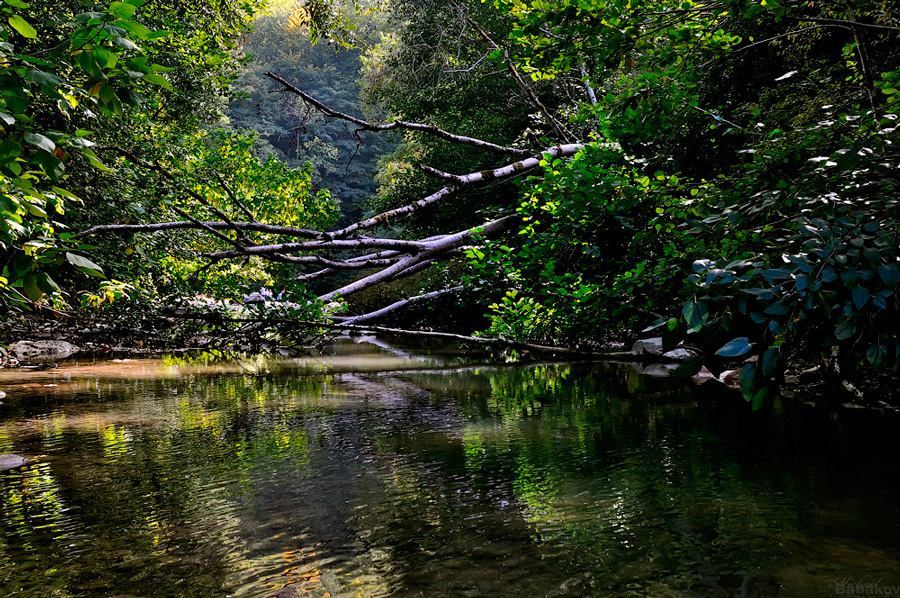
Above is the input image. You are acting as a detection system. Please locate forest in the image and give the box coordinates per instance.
[0,0,898,405]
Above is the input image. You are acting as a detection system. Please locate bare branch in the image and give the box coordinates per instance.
[215,172,258,223]
[203,237,430,260]
[294,249,413,282]
[171,206,244,251]
[457,6,575,142]
[319,216,515,301]
[264,72,536,158]
[328,143,583,239]
[170,311,637,360]
[78,221,321,239]
[335,286,465,325]
[419,164,464,183]
[327,184,459,239]
[786,14,900,32]
[266,254,400,269]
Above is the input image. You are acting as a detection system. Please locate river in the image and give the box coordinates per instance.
[0,336,899,597]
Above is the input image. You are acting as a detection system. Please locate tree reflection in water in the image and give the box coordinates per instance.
[0,341,898,597]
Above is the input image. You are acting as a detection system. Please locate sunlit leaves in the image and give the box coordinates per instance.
[7,14,35,38]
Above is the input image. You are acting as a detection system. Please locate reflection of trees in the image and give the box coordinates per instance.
[0,361,897,597]
[0,374,327,597]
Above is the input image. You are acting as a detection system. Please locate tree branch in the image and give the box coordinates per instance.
[319,216,515,301]
[457,6,575,142]
[78,220,321,239]
[264,72,536,158]
[335,286,465,325]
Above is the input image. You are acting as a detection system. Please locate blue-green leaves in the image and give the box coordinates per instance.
[716,337,752,357]
[683,299,708,331]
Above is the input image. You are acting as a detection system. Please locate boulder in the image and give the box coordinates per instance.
[0,454,29,471]
[639,363,681,377]
[662,347,697,361]
[631,337,664,356]
[10,340,79,363]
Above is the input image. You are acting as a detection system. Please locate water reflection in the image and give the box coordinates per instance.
[0,339,898,597]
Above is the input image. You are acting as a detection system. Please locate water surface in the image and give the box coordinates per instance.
[1,337,899,597]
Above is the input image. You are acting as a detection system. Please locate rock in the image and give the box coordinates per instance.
[662,347,696,361]
[640,363,680,377]
[799,365,822,383]
[0,390,6,399]
[10,340,79,363]
[242,292,266,304]
[719,369,741,390]
[0,454,29,471]
[691,366,717,385]
[631,337,664,356]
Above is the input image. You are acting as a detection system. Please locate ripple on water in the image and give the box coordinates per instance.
[2,353,900,597]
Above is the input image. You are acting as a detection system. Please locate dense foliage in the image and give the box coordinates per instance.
[303,0,898,401]
[382,0,899,401]
[3,0,899,403]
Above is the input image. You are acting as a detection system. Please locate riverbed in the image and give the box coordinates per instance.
[1,337,899,597]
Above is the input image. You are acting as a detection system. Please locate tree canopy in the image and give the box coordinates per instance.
[3,0,899,404]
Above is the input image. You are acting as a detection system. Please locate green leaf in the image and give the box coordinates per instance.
[77,52,102,78]
[764,301,790,316]
[65,252,104,277]
[877,264,900,288]
[0,139,22,163]
[143,73,172,90]
[738,363,756,398]
[863,247,882,267]
[108,1,137,18]
[112,36,139,51]
[23,131,55,153]
[30,149,64,180]
[716,337,752,357]
[91,47,118,68]
[834,319,856,341]
[762,269,791,284]
[80,148,113,172]
[751,386,768,411]
[8,14,37,39]
[22,273,43,301]
[851,286,869,309]
[867,345,885,368]
[115,19,153,40]
[25,69,61,87]
[760,347,781,377]
[35,271,60,294]
[682,300,708,331]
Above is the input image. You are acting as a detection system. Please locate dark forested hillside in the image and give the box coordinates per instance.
[228,6,392,225]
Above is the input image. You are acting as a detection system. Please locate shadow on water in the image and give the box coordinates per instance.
[0,337,898,597]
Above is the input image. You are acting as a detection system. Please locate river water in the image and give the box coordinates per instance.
[0,337,899,597]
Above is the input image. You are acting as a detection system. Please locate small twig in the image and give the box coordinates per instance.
[215,172,258,223]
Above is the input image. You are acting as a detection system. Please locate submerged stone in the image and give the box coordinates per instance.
[0,454,29,471]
